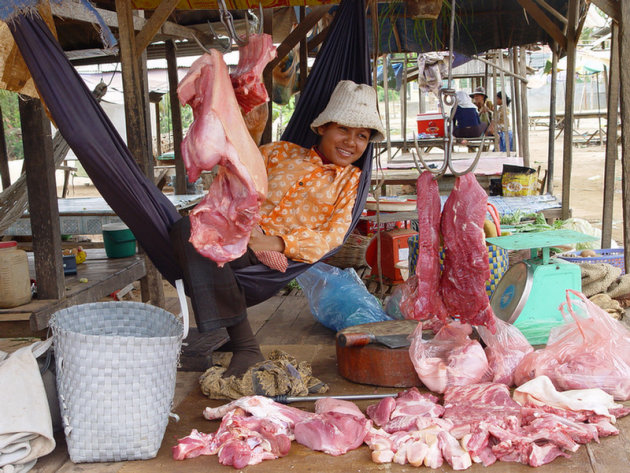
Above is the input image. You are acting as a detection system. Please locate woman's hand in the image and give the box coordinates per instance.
[248,226,286,253]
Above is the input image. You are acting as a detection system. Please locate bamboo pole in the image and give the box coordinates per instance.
[520,46,531,166]
[547,43,558,194]
[561,0,579,220]
[498,50,510,157]
[492,51,500,151]
[511,48,522,158]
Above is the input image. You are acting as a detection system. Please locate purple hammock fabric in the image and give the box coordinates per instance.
[9,0,372,307]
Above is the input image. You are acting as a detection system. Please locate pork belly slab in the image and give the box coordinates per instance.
[178,50,268,265]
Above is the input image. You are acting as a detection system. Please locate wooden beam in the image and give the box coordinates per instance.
[519,46,531,166]
[165,40,187,195]
[51,1,210,43]
[299,6,308,93]
[602,22,619,248]
[619,0,630,272]
[0,105,10,190]
[135,0,180,57]
[547,43,558,194]
[561,0,579,220]
[517,0,567,50]
[19,97,65,300]
[266,7,330,71]
[590,0,620,21]
[535,0,567,24]
[262,8,273,145]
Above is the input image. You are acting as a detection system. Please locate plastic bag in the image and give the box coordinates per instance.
[408,321,491,394]
[477,316,533,386]
[296,262,391,332]
[514,289,630,400]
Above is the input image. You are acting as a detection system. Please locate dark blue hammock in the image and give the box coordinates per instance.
[9,0,372,307]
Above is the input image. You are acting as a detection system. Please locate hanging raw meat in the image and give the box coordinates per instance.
[230,33,277,114]
[177,50,268,265]
[400,171,447,323]
[440,173,496,333]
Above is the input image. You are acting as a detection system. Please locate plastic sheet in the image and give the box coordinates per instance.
[408,321,491,394]
[514,290,630,400]
[296,262,391,332]
[477,316,533,386]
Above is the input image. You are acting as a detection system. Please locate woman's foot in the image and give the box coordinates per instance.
[223,348,265,378]
[221,317,264,378]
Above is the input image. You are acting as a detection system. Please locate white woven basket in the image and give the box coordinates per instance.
[50,301,183,463]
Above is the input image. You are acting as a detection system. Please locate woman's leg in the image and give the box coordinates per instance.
[169,217,264,376]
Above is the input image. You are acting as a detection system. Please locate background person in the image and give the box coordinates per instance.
[493,91,514,152]
[452,90,488,138]
[470,86,493,132]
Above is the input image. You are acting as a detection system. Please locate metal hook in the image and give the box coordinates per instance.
[218,0,250,47]
[246,3,264,35]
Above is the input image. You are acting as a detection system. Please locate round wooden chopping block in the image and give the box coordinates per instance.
[336,320,422,388]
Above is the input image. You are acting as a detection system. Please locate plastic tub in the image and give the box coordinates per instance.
[102,223,136,258]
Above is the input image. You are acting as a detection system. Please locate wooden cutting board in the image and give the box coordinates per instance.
[336,320,422,388]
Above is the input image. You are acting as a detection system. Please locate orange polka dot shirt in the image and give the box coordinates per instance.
[258,141,361,263]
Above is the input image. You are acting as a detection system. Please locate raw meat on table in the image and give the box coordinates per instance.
[177,50,268,265]
[409,321,490,394]
[400,171,447,322]
[440,173,496,332]
[230,33,277,114]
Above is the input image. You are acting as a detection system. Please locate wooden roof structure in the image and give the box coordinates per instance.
[1,0,629,331]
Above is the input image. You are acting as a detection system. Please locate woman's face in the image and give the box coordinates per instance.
[496,95,503,106]
[316,123,371,167]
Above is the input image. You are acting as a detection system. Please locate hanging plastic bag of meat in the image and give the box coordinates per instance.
[409,321,491,394]
[476,316,533,386]
[514,289,630,400]
[399,171,447,327]
[177,50,268,265]
[440,173,496,333]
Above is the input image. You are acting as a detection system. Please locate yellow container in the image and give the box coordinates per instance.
[0,241,32,308]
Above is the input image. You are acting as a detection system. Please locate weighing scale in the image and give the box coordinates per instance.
[485,230,598,346]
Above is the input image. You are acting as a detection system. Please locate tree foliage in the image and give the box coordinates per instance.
[0,90,23,160]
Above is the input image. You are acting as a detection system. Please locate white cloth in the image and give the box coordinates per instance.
[455,91,476,109]
[0,340,55,473]
[417,52,450,96]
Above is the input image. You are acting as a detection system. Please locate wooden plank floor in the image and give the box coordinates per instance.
[10,288,630,473]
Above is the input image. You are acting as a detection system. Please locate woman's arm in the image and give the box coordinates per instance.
[248,226,285,252]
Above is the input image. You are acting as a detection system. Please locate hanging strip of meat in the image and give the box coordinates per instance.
[440,173,496,333]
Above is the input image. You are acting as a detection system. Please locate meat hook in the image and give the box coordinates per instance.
[271,393,397,404]
[218,0,250,47]
[191,20,231,55]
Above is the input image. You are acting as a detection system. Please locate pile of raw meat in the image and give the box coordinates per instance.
[173,377,630,469]
[177,34,276,265]
[400,171,496,333]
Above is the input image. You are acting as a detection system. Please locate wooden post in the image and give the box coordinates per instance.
[19,96,65,300]
[562,0,579,220]
[511,48,523,158]
[602,22,619,249]
[262,8,273,145]
[402,54,408,151]
[498,50,510,157]
[154,101,162,157]
[0,105,10,190]
[116,0,164,307]
[547,43,558,194]
[165,39,186,194]
[383,55,391,164]
[492,51,500,150]
[299,6,308,93]
[619,0,630,272]
[520,46,531,166]
[139,47,155,180]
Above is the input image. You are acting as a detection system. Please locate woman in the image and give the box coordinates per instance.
[493,91,514,152]
[170,80,385,377]
[452,91,487,138]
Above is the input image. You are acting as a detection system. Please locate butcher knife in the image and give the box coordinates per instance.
[337,332,411,349]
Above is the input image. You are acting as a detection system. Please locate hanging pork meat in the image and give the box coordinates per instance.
[440,173,497,333]
[177,50,268,265]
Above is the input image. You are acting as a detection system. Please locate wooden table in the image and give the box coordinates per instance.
[0,248,146,336]
[4,194,203,236]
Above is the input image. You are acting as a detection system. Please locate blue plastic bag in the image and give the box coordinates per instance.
[296,262,392,332]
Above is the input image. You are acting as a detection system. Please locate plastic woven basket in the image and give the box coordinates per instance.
[50,302,183,463]
[557,248,625,275]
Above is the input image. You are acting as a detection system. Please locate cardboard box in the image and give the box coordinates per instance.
[416,113,446,137]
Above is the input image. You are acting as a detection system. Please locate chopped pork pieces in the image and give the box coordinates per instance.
[174,377,630,469]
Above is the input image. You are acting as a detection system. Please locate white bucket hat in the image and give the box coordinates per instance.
[310,80,385,142]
